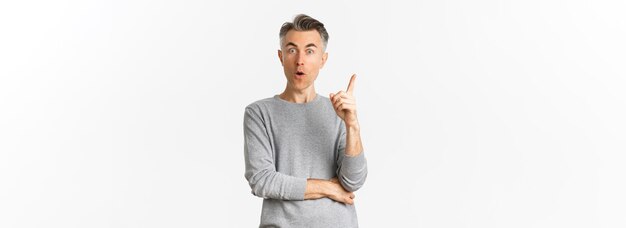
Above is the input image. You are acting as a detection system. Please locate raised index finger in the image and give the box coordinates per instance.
[346,74,356,94]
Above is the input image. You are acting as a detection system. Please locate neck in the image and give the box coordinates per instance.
[279,85,317,103]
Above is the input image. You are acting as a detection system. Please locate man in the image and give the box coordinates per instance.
[243,14,367,227]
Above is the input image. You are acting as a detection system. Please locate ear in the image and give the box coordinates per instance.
[320,52,328,68]
[277,49,284,66]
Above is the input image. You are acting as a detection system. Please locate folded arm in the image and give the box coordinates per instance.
[244,107,355,204]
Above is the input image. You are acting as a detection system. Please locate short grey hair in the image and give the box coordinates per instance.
[279,14,329,51]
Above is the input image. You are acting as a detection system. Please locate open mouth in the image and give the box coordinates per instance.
[296,71,305,76]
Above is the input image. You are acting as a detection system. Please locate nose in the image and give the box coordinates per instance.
[296,53,305,66]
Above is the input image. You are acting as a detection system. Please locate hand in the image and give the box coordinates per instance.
[327,177,355,205]
[304,178,355,204]
[330,74,358,127]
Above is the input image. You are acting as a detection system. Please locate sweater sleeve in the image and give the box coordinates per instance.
[243,107,307,200]
[336,122,368,192]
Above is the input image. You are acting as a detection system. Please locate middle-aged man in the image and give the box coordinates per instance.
[244,14,368,227]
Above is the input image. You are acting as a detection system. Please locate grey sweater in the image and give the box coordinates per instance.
[244,94,368,228]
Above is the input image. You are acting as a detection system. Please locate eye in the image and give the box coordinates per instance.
[306,49,314,54]
[288,48,296,54]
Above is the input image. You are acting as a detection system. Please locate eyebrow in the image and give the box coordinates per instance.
[285,42,318,48]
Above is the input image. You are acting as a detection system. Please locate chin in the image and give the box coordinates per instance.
[290,81,312,90]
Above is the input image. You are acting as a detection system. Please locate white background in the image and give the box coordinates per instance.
[1,0,625,227]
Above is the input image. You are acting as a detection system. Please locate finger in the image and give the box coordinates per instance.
[337,103,356,111]
[332,92,344,103]
[330,93,338,105]
[333,91,347,104]
[333,99,354,109]
[346,74,356,95]
[336,103,342,111]
[330,94,341,104]
[333,97,342,107]
[337,93,351,99]
[335,90,349,98]
[334,103,342,112]
[334,98,354,109]
[332,94,342,106]
[335,95,354,105]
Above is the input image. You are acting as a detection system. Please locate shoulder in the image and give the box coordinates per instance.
[317,94,338,114]
[244,96,279,120]
[316,95,344,126]
[317,94,332,107]
[245,96,275,110]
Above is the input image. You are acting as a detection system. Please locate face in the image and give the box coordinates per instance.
[278,30,328,92]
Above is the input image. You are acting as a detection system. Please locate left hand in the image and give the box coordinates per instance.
[330,74,358,127]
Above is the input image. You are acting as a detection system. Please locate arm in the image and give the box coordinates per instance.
[345,123,363,157]
[335,122,368,192]
[330,74,368,192]
[244,107,307,200]
[305,178,355,204]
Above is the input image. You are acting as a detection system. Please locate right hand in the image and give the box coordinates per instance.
[327,177,355,205]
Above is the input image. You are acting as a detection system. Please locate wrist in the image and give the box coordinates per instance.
[346,123,360,133]
[306,178,332,198]
[345,120,360,130]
